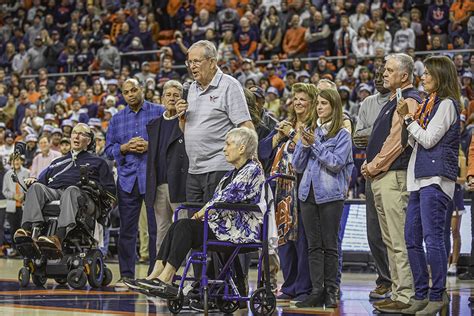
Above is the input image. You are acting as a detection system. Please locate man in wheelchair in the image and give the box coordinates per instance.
[13,123,116,258]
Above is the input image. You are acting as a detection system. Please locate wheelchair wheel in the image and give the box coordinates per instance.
[86,250,104,288]
[250,287,276,316]
[216,285,239,314]
[32,274,47,287]
[54,278,68,285]
[67,268,87,289]
[217,299,239,314]
[102,266,113,287]
[167,293,184,314]
[18,267,30,287]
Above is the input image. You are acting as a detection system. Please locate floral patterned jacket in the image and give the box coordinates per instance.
[207,160,266,244]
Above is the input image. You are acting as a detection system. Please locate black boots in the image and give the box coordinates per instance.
[324,287,338,308]
[295,288,324,308]
[295,287,338,309]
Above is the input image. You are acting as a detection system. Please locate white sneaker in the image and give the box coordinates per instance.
[447,264,457,276]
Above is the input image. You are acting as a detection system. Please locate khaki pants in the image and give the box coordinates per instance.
[371,170,414,304]
[138,203,148,259]
[154,184,180,252]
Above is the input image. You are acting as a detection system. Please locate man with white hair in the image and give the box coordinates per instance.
[105,78,164,287]
[362,53,423,313]
[176,40,253,203]
[175,40,253,309]
[15,123,115,255]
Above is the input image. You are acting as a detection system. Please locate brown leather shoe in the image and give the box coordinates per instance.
[376,300,411,313]
[37,235,63,259]
[372,298,394,308]
[37,235,62,251]
[13,228,31,242]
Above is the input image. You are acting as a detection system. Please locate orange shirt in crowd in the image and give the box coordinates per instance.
[167,0,181,17]
[92,94,105,105]
[450,1,474,23]
[269,74,286,93]
[226,0,250,16]
[66,95,86,107]
[282,27,307,55]
[28,92,40,104]
[195,0,216,13]
[467,134,474,178]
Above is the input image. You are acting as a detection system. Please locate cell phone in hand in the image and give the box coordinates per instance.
[396,88,402,102]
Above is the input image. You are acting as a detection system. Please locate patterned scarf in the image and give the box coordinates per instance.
[271,140,298,246]
[415,92,437,129]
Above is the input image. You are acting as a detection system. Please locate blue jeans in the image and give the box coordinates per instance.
[405,185,450,301]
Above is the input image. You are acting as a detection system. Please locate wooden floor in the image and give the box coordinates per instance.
[0,258,473,315]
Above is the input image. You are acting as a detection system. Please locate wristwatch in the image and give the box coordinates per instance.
[404,114,414,127]
[288,128,296,139]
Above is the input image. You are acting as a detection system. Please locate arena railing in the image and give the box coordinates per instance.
[18,48,474,80]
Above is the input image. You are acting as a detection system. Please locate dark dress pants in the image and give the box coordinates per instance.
[117,180,157,278]
[278,209,312,297]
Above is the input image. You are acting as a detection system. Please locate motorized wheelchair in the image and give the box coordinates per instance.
[143,173,294,316]
[14,158,116,290]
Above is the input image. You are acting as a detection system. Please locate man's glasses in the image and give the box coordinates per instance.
[185,57,210,67]
[71,131,91,138]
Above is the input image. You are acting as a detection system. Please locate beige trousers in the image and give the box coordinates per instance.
[138,202,149,258]
[154,184,180,252]
[371,170,414,304]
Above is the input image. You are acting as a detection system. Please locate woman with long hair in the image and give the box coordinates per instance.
[259,83,317,301]
[397,55,461,314]
[292,88,353,308]
[369,21,392,55]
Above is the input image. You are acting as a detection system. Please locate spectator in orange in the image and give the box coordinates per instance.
[65,84,86,107]
[195,0,216,14]
[282,14,307,58]
[26,80,40,104]
[233,17,258,61]
[266,63,286,94]
[449,0,474,34]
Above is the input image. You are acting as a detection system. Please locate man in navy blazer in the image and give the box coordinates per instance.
[145,80,188,275]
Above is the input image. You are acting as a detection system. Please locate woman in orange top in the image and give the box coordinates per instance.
[450,0,474,32]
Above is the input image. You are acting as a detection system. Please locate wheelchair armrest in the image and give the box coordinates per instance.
[173,202,206,221]
[180,202,206,209]
[211,202,261,213]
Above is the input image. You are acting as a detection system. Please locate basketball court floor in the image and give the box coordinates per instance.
[0,258,472,315]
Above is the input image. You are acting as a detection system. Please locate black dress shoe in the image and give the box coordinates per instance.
[138,278,178,298]
[324,288,338,308]
[295,289,324,308]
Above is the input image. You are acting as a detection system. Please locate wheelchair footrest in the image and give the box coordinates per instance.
[16,237,41,259]
[36,240,63,260]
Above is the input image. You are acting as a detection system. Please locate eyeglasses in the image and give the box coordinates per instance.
[71,131,91,138]
[185,57,210,67]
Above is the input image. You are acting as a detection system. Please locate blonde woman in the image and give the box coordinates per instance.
[369,21,392,55]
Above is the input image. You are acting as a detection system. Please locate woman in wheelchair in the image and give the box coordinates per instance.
[126,127,265,298]
[13,123,116,257]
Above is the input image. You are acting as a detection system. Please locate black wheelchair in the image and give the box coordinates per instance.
[15,166,117,289]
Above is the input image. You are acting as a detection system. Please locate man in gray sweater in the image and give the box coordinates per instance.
[353,63,392,300]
